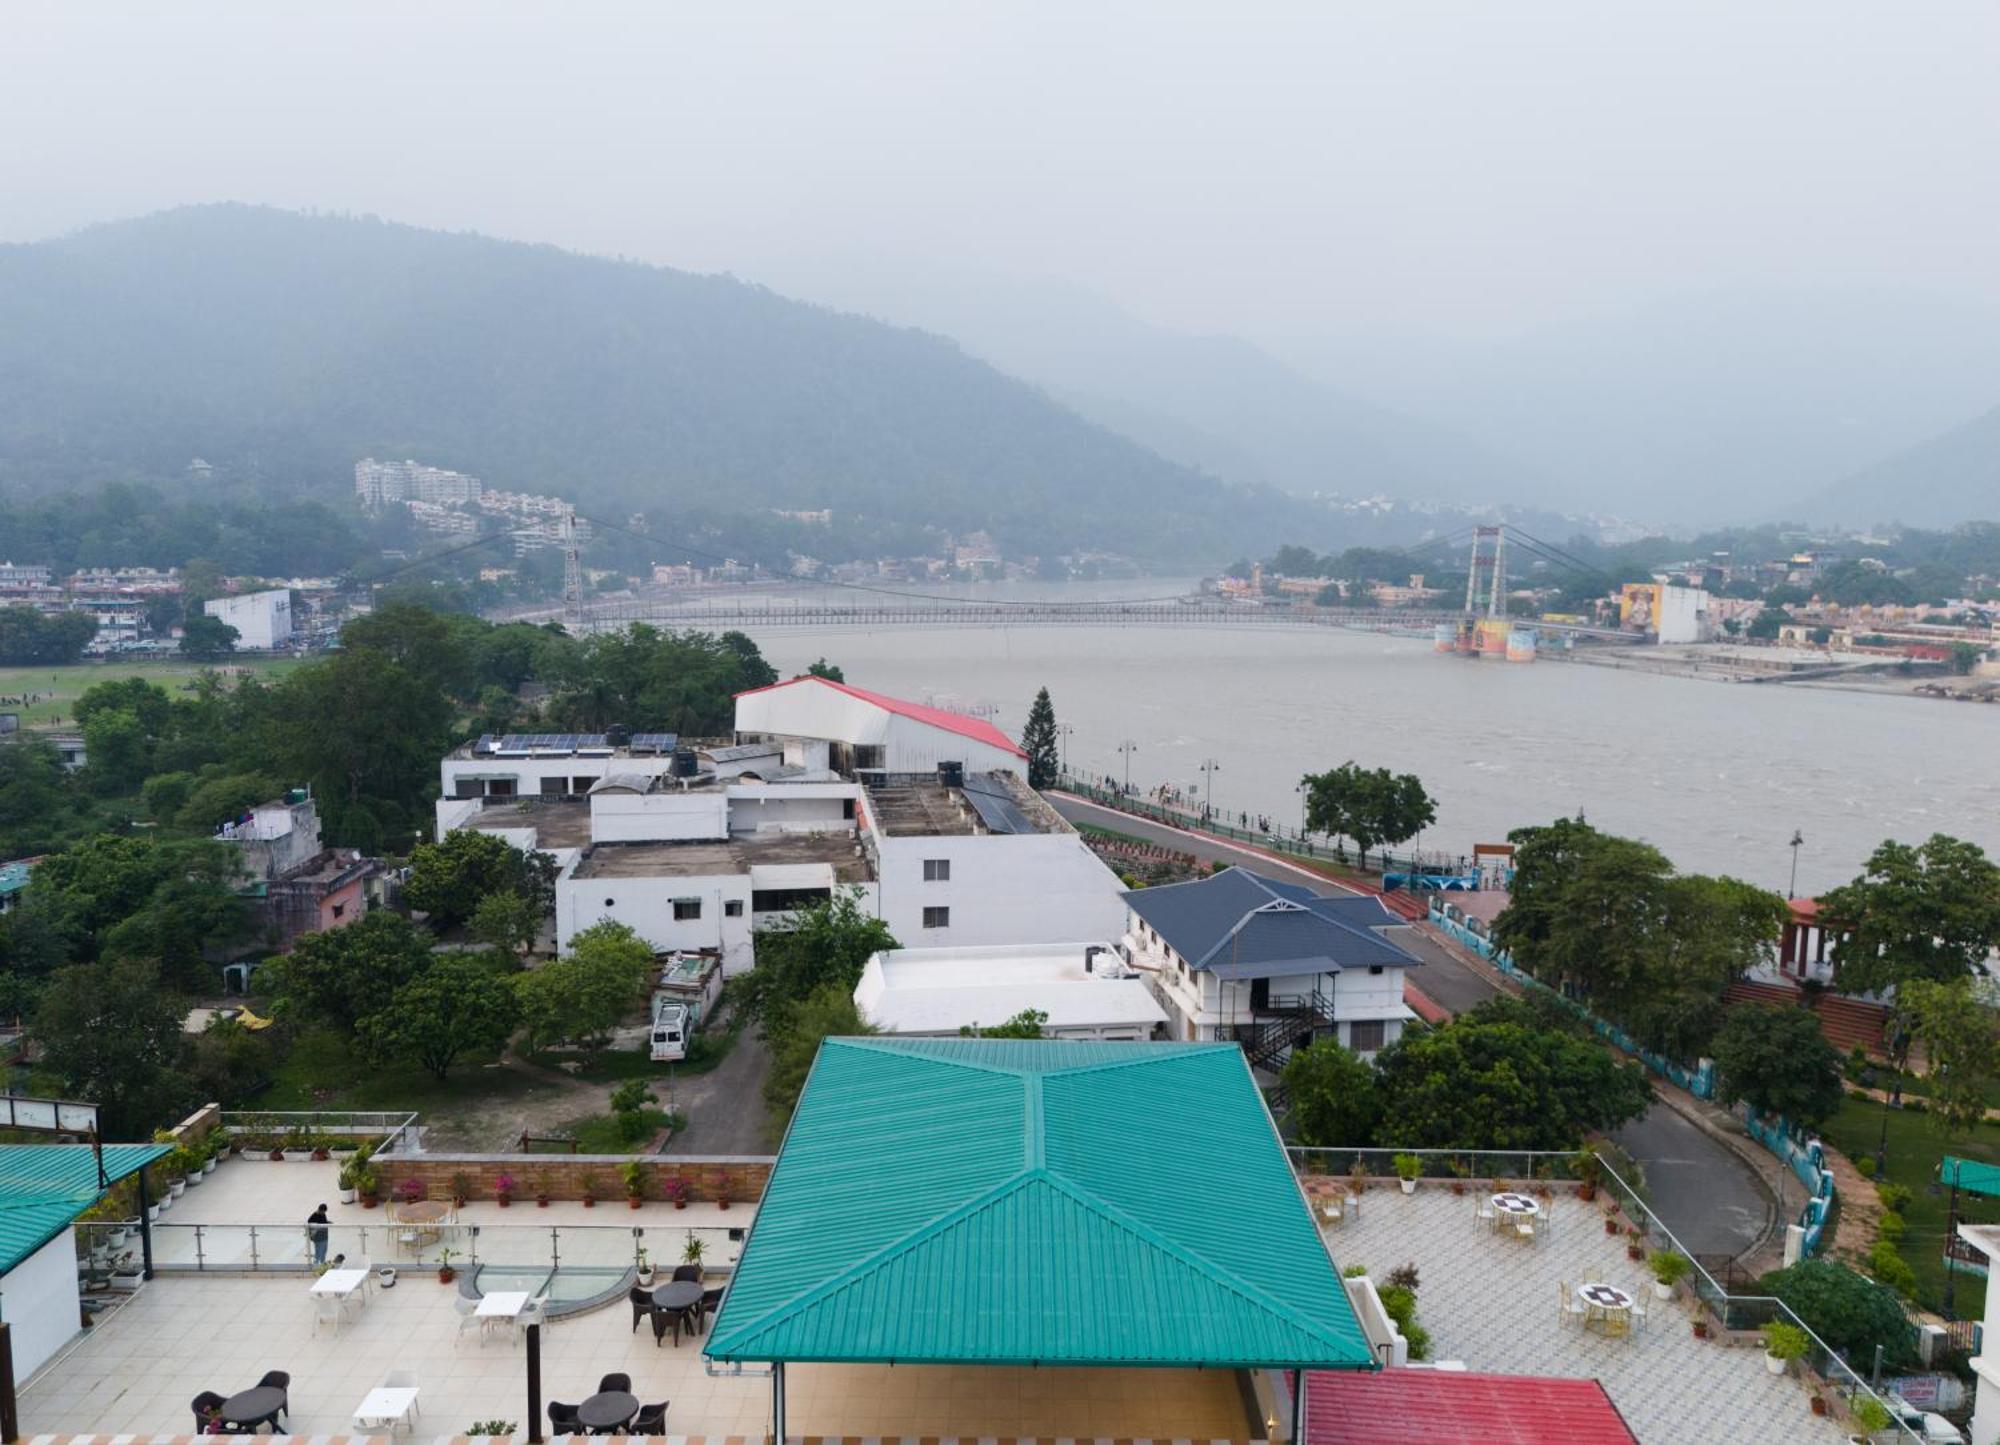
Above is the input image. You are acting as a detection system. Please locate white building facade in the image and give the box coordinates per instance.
[734,675,1026,780]
[856,942,1166,1040]
[203,588,293,649]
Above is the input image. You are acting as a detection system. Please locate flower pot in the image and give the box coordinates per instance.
[169,1179,186,1200]
[537,1197,550,1208]
[268,1149,285,1162]
[340,1186,358,1205]
[203,1157,218,1175]
[1692,1321,1709,1339]
[1810,1396,1828,1417]
[361,1194,379,1210]
[1765,1353,1786,1376]
[497,1196,511,1209]
[674,1198,686,1210]
[1604,1219,1618,1235]
[583,1197,596,1209]
[1652,1280,1673,1301]
[629,1196,642,1210]
[1399,1179,1416,1195]
[185,1170,204,1187]
[312,1148,331,1161]
[439,1266,456,1285]
[146,1203,162,1222]
[1626,1244,1644,1261]
[1575,1182,1595,1200]
[718,1199,731,1211]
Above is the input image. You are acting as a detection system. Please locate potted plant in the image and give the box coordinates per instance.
[665,1176,688,1210]
[1574,1144,1600,1200]
[635,1245,651,1283]
[1763,1321,1809,1376]
[580,1173,601,1208]
[284,1124,315,1161]
[1449,1178,1466,1196]
[1647,1249,1690,1300]
[437,1247,460,1285]
[356,1162,381,1208]
[494,1172,516,1208]
[682,1231,706,1269]
[621,1160,645,1209]
[337,1156,363,1205]
[451,1172,473,1209]
[311,1134,332,1162]
[202,1137,220,1175]
[1810,1394,1829,1417]
[535,1171,552,1208]
[396,1177,426,1210]
[1392,1153,1421,1194]
[1349,1159,1368,1196]
[716,1187,732,1212]
[1852,1398,1891,1437]
[1692,1316,1710,1340]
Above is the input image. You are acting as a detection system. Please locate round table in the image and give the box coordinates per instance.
[396,1200,452,1224]
[1491,1192,1540,1217]
[651,1280,703,1312]
[576,1390,639,1432]
[220,1386,286,1429]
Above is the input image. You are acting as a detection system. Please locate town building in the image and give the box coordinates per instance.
[214,791,378,966]
[202,588,293,649]
[1121,867,1420,1058]
[855,941,1166,1039]
[734,674,1026,779]
[353,457,483,507]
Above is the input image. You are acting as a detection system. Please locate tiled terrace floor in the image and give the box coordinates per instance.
[1309,1181,1849,1445]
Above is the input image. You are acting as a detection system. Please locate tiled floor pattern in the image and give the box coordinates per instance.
[1312,1183,1851,1445]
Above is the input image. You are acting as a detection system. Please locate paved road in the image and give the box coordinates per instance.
[1056,789,1776,1262]
[659,1022,775,1157]
[1613,1102,1773,1261]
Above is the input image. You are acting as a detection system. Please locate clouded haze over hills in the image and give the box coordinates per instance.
[3,2,1999,530]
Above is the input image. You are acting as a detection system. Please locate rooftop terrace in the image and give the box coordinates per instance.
[461,797,594,849]
[572,831,870,881]
[863,771,1069,837]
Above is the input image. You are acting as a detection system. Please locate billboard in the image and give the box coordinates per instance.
[1620,583,1662,633]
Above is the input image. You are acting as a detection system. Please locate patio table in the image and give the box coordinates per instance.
[220,1386,286,1430]
[311,1267,371,1298]
[577,1390,639,1433]
[1578,1282,1634,1337]
[353,1385,421,1433]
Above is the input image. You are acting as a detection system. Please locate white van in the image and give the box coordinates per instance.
[649,1001,689,1062]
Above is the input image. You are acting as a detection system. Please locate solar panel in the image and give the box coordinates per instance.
[961,773,1034,834]
[630,732,679,754]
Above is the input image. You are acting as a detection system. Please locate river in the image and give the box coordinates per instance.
[693,580,1999,896]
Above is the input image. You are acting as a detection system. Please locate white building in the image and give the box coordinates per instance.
[859,771,1126,949]
[1656,584,1711,644]
[203,588,292,649]
[354,458,483,507]
[855,942,1167,1040]
[734,675,1026,780]
[1120,867,1420,1060]
[439,732,691,803]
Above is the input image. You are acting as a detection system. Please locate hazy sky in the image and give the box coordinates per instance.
[7,0,1999,345]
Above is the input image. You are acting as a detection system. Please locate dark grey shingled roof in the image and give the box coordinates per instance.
[1121,867,1420,980]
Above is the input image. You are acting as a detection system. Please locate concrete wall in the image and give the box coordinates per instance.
[872,832,1125,949]
[589,791,729,843]
[558,871,755,972]
[725,784,856,835]
[204,588,292,649]
[0,1227,81,1380]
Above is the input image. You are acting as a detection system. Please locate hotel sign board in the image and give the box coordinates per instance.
[0,1095,99,1135]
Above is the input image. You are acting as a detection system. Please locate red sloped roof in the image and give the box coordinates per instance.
[1306,1369,1637,1444]
[734,676,1027,758]
[1789,896,1822,922]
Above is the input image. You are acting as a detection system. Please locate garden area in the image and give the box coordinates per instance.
[1820,1092,2000,1319]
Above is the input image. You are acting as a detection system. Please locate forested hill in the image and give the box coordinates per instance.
[0,205,1330,561]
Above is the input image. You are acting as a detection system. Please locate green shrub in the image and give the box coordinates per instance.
[1877,1182,1913,1214]
[1876,1210,1906,1244]
[1377,1284,1430,1362]
[1763,1321,1812,1362]
[1866,1240,1917,1297]
[1855,1155,1878,1179]
[1755,1259,1914,1369]
[1648,1249,1692,1287]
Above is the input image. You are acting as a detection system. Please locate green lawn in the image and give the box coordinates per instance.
[0,657,300,727]
[1820,1093,2000,1319]
[257,1027,535,1114]
[542,1108,681,1154]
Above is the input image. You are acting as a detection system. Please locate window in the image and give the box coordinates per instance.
[723,899,744,917]
[673,899,702,921]
[1349,1019,1387,1052]
[923,858,951,882]
[604,898,617,908]
[330,902,346,920]
[842,798,856,820]
[1368,964,1385,975]
[922,906,950,929]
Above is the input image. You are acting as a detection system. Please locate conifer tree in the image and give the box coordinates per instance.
[1021,687,1060,789]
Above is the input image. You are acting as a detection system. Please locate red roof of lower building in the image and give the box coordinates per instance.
[1306,1369,1637,1444]
[735,675,1027,758]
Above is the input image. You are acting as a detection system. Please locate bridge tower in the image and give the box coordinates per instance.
[561,507,584,633]
[1463,525,1506,617]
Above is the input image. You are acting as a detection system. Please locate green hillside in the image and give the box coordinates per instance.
[0,205,1330,562]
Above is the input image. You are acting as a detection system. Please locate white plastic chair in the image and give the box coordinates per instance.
[1475,1198,1495,1231]
[1557,1281,1587,1328]
[1625,1295,1647,1333]
[453,1294,481,1344]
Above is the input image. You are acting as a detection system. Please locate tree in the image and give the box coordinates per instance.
[20,834,248,989]
[361,955,519,1080]
[1299,762,1435,868]
[1021,686,1060,789]
[32,959,192,1137]
[405,830,554,929]
[1492,819,1673,1007]
[1269,545,1323,577]
[471,891,540,956]
[1895,979,1999,1137]
[1755,1260,1913,1370]
[1711,1005,1844,1125]
[610,1079,659,1141]
[1372,998,1652,1150]
[742,888,898,1032]
[960,1009,1047,1038]
[263,910,435,1032]
[1282,1039,1380,1147]
[512,921,653,1049]
[1821,835,2000,995]
[801,658,845,683]
[180,613,239,661]
[763,983,876,1124]
[1628,874,1789,1061]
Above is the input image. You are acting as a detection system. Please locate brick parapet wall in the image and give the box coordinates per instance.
[371,1153,773,1205]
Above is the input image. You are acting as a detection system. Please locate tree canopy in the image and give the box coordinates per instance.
[404,830,555,930]
[1021,687,1060,790]
[1711,1005,1845,1126]
[1299,761,1436,867]
[512,921,654,1050]
[1282,1038,1381,1148]
[740,889,898,1034]
[360,954,519,1081]
[262,910,436,1033]
[1821,834,2000,995]
[1755,1260,1914,1370]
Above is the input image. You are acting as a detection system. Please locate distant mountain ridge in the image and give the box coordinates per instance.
[1796,401,2000,528]
[0,205,1340,562]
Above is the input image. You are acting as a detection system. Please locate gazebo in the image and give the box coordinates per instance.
[705,1037,1374,1440]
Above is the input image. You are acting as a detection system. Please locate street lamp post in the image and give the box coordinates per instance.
[1056,724,1074,781]
[1199,758,1221,819]
[1116,739,1138,795]
[1294,781,1307,837]
[1787,829,1804,899]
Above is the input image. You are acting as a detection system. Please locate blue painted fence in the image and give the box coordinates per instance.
[1429,900,1831,1255]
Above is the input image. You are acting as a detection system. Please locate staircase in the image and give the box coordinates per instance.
[1723,978,1889,1057]
[1235,994,1339,1079]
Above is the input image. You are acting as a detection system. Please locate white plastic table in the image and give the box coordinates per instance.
[353,1385,421,1434]
[475,1290,530,1342]
[1577,1282,1634,1337]
[312,1267,371,1298]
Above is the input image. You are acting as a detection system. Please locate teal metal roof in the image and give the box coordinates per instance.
[1942,1156,2000,1197]
[706,1038,1374,1370]
[0,1143,170,1274]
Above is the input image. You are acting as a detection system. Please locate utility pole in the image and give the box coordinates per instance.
[1116,739,1138,794]
[1199,757,1221,817]
[1787,829,1804,899]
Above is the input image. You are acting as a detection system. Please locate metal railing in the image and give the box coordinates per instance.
[75,1219,742,1278]
[219,1110,422,1155]
[1291,1146,1923,1440]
